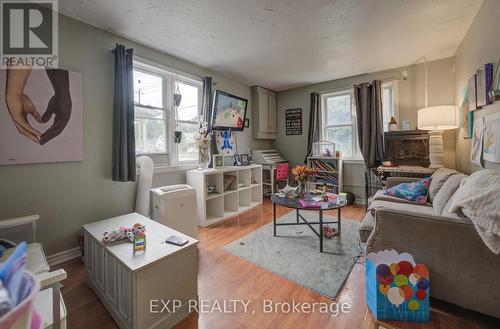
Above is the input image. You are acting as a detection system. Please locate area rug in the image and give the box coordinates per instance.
[223,211,361,299]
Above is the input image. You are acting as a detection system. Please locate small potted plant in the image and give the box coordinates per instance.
[291,165,315,197]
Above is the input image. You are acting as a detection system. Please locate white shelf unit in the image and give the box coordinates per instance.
[307,156,343,194]
[187,164,263,227]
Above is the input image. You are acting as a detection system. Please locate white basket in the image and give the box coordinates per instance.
[312,140,336,157]
[0,271,41,329]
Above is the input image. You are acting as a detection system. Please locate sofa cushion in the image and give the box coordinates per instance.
[432,173,466,214]
[384,177,431,204]
[359,200,435,243]
[0,243,50,274]
[429,168,459,202]
[370,190,424,206]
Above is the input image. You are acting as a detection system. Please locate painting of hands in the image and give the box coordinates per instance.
[0,68,83,165]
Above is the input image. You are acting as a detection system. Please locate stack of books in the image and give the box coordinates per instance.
[310,160,337,172]
[299,199,321,208]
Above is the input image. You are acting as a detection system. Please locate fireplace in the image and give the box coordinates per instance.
[384,130,429,167]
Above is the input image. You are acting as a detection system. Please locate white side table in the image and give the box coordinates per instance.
[82,213,198,329]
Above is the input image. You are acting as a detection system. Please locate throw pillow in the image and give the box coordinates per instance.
[383,177,432,205]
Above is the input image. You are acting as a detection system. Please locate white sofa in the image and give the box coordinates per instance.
[0,215,67,329]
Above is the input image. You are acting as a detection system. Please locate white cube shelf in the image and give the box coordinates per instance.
[187,165,263,227]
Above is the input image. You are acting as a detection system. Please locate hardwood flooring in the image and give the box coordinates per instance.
[54,200,498,329]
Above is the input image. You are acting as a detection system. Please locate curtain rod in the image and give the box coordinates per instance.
[110,48,219,85]
[319,75,404,94]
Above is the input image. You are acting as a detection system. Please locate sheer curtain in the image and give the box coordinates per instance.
[201,77,218,167]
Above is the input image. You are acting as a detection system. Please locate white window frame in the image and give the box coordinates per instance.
[382,80,399,132]
[133,57,203,166]
[320,89,361,160]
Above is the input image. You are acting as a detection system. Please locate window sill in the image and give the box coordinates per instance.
[136,163,198,175]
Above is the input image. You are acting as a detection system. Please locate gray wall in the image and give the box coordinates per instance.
[273,58,456,203]
[453,0,500,174]
[0,14,271,255]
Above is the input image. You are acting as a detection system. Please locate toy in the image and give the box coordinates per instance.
[102,226,134,243]
[132,223,146,251]
[102,223,146,248]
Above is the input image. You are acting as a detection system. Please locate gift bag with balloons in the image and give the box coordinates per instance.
[366,249,430,322]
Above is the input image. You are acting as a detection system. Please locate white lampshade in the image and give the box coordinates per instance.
[417,106,458,131]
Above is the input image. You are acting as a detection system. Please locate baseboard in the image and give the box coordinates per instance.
[47,246,80,266]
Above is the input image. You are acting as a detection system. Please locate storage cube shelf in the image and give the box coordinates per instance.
[307,156,343,194]
[187,165,263,227]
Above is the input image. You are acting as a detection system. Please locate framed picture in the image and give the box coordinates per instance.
[240,154,250,165]
[0,69,83,165]
[244,118,250,128]
[213,154,224,168]
[234,154,241,166]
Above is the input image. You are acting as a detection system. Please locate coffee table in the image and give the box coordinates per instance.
[271,195,347,253]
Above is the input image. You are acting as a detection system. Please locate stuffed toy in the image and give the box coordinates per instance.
[102,226,134,243]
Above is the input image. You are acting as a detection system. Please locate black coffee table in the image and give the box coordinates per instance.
[271,194,347,253]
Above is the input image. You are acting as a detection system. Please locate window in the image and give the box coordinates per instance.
[320,81,398,159]
[133,59,202,166]
[321,90,357,158]
[382,81,398,132]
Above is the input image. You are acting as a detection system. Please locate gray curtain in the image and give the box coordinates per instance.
[201,77,218,167]
[305,92,321,163]
[354,80,385,168]
[112,44,136,182]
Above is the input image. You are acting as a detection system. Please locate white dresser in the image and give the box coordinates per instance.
[82,213,198,329]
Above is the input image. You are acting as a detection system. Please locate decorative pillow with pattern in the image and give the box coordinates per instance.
[383,177,432,205]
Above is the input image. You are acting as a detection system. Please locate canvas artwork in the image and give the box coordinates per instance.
[0,69,83,165]
[216,131,236,156]
[483,112,500,163]
[476,63,494,108]
[459,86,473,139]
[468,74,477,111]
[470,116,484,167]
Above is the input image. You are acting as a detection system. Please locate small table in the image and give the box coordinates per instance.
[271,195,347,253]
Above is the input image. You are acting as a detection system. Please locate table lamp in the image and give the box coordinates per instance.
[417,105,458,169]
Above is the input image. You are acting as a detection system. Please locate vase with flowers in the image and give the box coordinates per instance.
[291,165,315,198]
[194,120,212,169]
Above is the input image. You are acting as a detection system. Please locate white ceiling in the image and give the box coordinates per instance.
[59,0,483,91]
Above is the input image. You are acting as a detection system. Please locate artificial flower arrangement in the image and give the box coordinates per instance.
[291,165,315,183]
[194,120,212,168]
[291,165,315,196]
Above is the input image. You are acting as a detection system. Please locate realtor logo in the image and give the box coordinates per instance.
[1,0,58,68]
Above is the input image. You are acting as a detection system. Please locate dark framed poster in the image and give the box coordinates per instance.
[286,108,302,135]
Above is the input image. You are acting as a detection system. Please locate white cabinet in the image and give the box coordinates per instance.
[187,165,263,227]
[83,213,198,329]
[252,86,277,139]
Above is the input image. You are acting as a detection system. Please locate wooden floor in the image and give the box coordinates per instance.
[55,200,498,329]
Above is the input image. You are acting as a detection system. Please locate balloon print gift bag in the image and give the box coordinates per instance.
[366,249,430,322]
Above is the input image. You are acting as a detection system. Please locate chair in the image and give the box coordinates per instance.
[274,162,289,191]
[0,215,67,329]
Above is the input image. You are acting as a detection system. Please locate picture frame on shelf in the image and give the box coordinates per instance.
[240,154,250,165]
[213,154,224,168]
[234,154,242,166]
